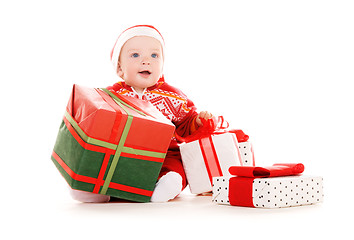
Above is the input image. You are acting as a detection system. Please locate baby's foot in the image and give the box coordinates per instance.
[150,171,183,203]
[70,189,110,203]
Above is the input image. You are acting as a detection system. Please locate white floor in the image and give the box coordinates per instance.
[3,180,348,240]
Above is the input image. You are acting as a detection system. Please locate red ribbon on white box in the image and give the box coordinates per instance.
[198,136,223,183]
[178,117,249,186]
[183,117,246,184]
[228,163,305,207]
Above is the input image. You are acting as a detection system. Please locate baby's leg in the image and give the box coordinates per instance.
[150,149,187,202]
[70,188,110,203]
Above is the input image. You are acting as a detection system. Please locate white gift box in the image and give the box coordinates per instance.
[180,132,254,194]
[212,175,324,208]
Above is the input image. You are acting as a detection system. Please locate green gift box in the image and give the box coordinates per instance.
[51,85,175,202]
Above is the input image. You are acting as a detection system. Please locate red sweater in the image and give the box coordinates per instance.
[107,78,199,149]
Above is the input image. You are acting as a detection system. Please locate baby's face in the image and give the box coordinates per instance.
[118,36,163,92]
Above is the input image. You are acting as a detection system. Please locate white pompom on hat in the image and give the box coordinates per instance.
[110,25,165,73]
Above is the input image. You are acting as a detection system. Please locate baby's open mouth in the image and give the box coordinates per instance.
[139,70,151,75]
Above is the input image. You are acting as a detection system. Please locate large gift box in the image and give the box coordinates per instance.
[212,163,324,208]
[51,85,175,202]
[179,118,254,194]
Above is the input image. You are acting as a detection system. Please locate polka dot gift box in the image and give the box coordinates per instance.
[212,163,323,208]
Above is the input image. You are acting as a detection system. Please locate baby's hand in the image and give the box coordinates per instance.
[196,111,214,126]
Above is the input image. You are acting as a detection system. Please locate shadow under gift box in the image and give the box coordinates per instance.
[51,84,175,202]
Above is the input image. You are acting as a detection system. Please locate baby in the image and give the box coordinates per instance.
[70,25,213,203]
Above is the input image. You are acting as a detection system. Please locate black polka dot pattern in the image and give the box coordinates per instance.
[238,142,254,166]
[253,176,323,208]
[212,176,231,204]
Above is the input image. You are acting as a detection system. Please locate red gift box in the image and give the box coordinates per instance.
[51,85,175,202]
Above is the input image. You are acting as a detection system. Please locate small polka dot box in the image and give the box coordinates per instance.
[212,164,324,208]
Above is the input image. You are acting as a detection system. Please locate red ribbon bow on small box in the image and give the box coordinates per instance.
[229,163,305,178]
[228,163,305,207]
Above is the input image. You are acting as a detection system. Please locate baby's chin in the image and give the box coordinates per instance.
[133,81,159,90]
[136,77,160,87]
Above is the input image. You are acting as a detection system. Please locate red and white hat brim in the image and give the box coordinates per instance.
[111,25,165,72]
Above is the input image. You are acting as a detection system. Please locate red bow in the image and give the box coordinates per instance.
[229,163,305,178]
[177,116,249,143]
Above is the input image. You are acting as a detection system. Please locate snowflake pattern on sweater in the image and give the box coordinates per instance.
[107,79,197,124]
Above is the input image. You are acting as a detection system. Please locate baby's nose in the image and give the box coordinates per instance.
[142,57,150,65]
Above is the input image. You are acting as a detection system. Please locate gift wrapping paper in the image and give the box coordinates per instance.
[180,132,251,194]
[51,85,175,202]
[212,175,324,208]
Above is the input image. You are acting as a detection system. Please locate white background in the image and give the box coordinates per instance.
[1,0,353,239]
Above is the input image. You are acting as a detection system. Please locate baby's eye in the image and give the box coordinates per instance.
[131,53,139,58]
[151,53,158,58]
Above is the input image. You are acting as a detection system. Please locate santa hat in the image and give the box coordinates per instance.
[111,25,165,73]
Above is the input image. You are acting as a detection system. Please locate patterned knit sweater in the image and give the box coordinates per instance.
[107,78,199,149]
